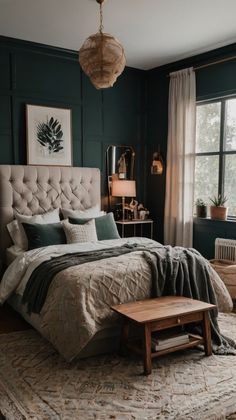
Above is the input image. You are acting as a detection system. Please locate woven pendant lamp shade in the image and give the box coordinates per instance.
[79,0,126,89]
[79,33,126,89]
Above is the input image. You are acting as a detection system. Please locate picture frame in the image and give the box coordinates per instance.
[26,104,72,166]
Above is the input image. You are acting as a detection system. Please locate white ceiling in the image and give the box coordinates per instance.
[0,0,236,70]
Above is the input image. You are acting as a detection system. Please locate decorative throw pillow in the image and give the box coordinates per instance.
[69,212,120,241]
[7,208,60,250]
[61,205,105,220]
[62,219,98,244]
[22,222,66,250]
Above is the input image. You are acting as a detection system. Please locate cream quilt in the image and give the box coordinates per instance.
[0,238,232,360]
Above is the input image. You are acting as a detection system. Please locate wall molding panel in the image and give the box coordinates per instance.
[0,36,146,203]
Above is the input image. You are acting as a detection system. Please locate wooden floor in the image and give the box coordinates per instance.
[0,303,31,334]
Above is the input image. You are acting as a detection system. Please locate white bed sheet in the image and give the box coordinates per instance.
[6,245,25,266]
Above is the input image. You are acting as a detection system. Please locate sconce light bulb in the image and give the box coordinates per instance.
[151,152,164,175]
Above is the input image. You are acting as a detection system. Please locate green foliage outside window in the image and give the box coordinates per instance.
[194,98,236,216]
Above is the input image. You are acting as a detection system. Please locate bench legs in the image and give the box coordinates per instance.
[202,311,212,356]
[119,311,212,376]
[143,323,152,375]
[120,320,152,374]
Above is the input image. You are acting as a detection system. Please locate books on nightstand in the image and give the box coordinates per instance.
[151,331,190,351]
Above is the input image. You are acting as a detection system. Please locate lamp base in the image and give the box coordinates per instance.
[122,196,125,221]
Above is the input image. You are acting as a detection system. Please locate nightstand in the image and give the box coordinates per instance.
[116,219,153,239]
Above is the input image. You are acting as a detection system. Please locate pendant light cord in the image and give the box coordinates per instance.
[99,2,104,34]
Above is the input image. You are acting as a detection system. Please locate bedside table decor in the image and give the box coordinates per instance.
[112,179,136,221]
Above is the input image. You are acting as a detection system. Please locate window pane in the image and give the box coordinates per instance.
[224,155,236,216]
[194,155,219,206]
[196,102,221,153]
[225,98,236,151]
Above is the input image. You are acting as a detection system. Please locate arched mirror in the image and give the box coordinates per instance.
[106,145,135,208]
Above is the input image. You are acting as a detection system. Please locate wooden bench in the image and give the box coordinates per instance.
[111,296,216,375]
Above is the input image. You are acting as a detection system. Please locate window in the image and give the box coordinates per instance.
[194,97,236,217]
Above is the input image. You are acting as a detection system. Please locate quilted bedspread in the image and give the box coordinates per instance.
[0,238,233,360]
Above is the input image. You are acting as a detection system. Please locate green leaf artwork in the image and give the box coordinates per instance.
[36,117,64,154]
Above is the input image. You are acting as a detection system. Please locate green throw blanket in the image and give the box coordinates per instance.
[142,245,236,355]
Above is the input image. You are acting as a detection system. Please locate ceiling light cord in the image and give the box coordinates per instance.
[99,2,104,76]
[99,2,104,34]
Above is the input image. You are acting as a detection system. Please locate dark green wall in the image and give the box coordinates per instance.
[146,43,236,247]
[0,36,146,205]
[193,218,236,260]
[1,35,236,252]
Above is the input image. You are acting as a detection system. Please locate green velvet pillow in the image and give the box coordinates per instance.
[68,212,120,241]
[22,222,67,250]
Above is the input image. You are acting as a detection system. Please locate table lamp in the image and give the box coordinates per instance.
[112,180,136,221]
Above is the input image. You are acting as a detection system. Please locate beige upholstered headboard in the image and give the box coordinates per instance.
[0,165,101,262]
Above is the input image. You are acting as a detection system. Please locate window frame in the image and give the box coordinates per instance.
[196,95,236,218]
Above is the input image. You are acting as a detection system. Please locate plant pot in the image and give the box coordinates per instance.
[210,206,228,221]
[196,205,207,218]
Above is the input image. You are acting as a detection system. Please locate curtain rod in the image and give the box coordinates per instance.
[167,54,236,77]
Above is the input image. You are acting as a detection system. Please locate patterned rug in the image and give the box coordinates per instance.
[1,314,236,420]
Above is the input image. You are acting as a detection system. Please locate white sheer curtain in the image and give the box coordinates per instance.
[164,67,196,247]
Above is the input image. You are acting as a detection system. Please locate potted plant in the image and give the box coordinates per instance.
[195,198,207,218]
[209,194,228,220]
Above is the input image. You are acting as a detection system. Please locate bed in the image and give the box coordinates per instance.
[0,164,234,361]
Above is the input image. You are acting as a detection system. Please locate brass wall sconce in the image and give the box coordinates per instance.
[151,151,164,175]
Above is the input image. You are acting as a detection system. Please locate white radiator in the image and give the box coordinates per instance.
[215,238,236,262]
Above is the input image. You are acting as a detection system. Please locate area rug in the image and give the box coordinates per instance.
[1,314,236,420]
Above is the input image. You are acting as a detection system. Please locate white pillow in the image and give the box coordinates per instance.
[62,205,105,220]
[6,245,24,266]
[7,208,60,250]
[62,219,98,244]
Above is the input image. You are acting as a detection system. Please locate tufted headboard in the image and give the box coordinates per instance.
[0,165,100,262]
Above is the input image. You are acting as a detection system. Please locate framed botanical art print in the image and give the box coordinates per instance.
[26,104,72,166]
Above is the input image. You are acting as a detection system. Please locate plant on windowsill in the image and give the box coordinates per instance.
[209,194,228,221]
[195,198,207,218]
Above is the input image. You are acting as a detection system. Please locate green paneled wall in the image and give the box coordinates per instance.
[0,36,146,204]
[1,35,236,248]
[193,218,236,260]
[197,60,236,101]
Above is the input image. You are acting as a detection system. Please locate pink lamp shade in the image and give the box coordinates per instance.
[112,180,136,198]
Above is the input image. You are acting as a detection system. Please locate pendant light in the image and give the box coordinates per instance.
[79,0,126,89]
